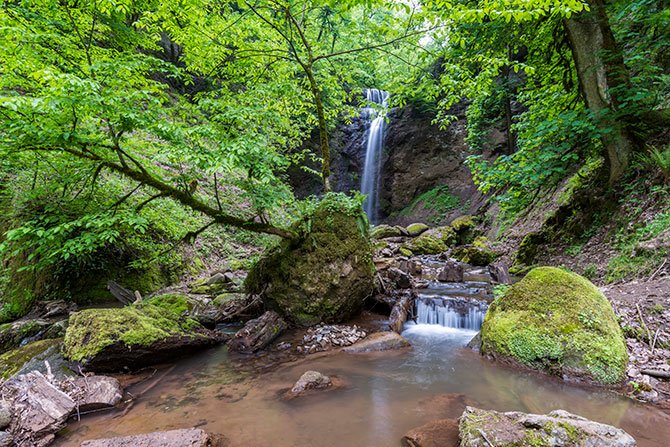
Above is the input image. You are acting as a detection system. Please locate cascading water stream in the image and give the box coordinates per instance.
[415,296,488,330]
[360,88,389,224]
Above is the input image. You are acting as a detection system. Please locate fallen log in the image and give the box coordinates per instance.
[106,281,135,306]
[228,311,287,354]
[389,291,415,334]
[641,369,670,380]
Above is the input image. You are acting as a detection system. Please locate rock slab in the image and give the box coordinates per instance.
[65,376,123,411]
[343,332,410,353]
[290,371,332,395]
[2,371,75,447]
[459,406,636,447]
[402,419,459,447]
[81,428,213,447]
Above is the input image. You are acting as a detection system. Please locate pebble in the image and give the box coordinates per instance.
[297,324,367,354]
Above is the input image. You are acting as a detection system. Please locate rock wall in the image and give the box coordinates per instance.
[289,103,483,226]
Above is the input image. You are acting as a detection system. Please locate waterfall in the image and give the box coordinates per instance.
[415,297,488,330]
[360,88,389,224]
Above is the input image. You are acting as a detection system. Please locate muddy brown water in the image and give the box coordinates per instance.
[55,322,670,446]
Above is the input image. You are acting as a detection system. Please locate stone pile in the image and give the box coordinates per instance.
[297,324,367,354]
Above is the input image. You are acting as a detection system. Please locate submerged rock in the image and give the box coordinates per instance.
[343,331,410,353]
[402,419,459,447]
[2,371,75,447]
[80,428,216,447]
[289,370,332,396]
[481,267,627,384]
[246,194,374,327]
[459,406,636,447]
[63,295,223,372]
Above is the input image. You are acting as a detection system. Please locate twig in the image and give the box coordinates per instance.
[649,257,668,281]
[636,302,654,353]
[477,429,494,447]
[650,328,660,354]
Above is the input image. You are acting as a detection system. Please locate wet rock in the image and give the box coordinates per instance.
[246,195,374,327]
[0,319,50,354]
[450,215,477,244]
[343,331,410,353]
[389,291,415,334]
[489,262,511,284]
[228,311,287,354]
[437,261,464,282]
[62,376,123,411]
[63,295,223,372]
[80,428,214,447]
[2,371,75,447]
[402,419,459,447]
[481,267,627,385]
[399,259,422,276]
[0,338,66,380]
[459,406,636,447]
[290,370,332,396]
[388,267,412,289]
[466,332,482,352]
[298,324,366,353]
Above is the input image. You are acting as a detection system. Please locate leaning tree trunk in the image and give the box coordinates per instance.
[564,0,637,185]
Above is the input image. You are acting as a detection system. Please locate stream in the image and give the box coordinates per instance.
[55,271,670,446]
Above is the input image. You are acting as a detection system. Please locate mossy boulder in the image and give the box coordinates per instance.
[0,319,50,354]
[402,233,447,255]
[63,294,222,372]
[370,224,403,240]
[449,215,477,244]
[406,223,429,236]
[481,267,627,385]
[424,226,458,246]
[452,236,497,266]
[246,194,374,327]
[0,338,63,379]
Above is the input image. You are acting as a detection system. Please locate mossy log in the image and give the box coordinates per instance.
[228,311,287,354]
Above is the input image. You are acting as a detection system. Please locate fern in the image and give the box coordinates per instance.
[640,145,670,180]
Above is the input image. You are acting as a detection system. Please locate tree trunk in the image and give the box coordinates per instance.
[305,65,332,192]
[389,291,415,334]
[564,0,637,184]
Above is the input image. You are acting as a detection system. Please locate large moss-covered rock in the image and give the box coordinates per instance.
[406,223,429,236]
[449,215,477,244]
[370,224,404,239]
[246,194,374,327]
[402,233,447,255]
[452,236,497,266]
[481,267,627,384]
[63,295,222,372]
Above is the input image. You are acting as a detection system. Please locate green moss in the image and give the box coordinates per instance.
[0,319,47,353]
[139,293,192,315]
[453,236,497,266]
[399,247,413,257]
[370,224,402,239]
[0,338,62,379]
[402,233,447,255]
[63,296,203,362]
[245,193,374,327]
[406,222,429,236]
[213,293,246,306]
[450,215,476,232]
[398,185,461,225]
[481,267,627,384]
[424,226,458,246]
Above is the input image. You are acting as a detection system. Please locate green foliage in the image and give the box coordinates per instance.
[399,185,461,224]
[638,145,670,181]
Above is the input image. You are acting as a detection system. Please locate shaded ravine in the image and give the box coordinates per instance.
[55,280,670,446]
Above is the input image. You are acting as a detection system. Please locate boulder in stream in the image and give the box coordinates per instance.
[228,311,287,354]
[343,331,410,353]
[80,428,218,447]
[459,406,636,447]
[437,261,464,282]
[62,375,123,411]
[63,295,223,372]
[246,193,374,327]
[289,370,332,396]
[481,267,628,385]
[402,419,460,447]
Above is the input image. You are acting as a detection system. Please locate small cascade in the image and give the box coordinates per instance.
[360,88,389,224]
[415,297,488,330]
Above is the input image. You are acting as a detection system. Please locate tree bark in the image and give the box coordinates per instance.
[564,0,637,184]
[305,66,332,192]
[227,310,287,353]
[389,291,415,334]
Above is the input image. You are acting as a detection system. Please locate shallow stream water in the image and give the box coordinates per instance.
[56,320,670,446]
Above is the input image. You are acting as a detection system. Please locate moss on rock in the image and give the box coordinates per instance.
[406,223,429,236]
[370,224,403,239]
[402,233,447,255]
[452,236,497,266]
[63,294,203,364]
[0,338,62,379]
[481,267,627,384]
[424,226,458,246]
[0,319,49,354]
[245,194,374,327]
[450,215,478,244]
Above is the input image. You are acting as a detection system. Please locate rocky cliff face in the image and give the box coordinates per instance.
[289,103,483,225]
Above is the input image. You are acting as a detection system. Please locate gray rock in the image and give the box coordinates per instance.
[388,267,412,289]
[290,371,332,395]
[437,261,464,282]
[459,406,636,447]
[343,332,411,353]
[1,371,76,447]
[63,376,123,411]
[0,431,12,447]
[80,428,214,447]
[0,401,11,430]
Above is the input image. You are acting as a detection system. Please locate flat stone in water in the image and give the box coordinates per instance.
[80,428,214,447]
[342,331,410,353]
